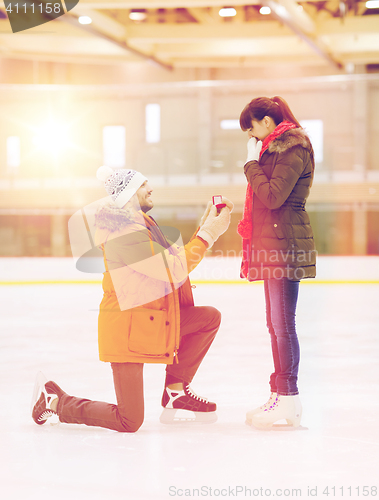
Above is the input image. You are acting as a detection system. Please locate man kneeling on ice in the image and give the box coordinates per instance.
[32,166,233,432]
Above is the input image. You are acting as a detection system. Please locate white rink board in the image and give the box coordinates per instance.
[1,256,379,282]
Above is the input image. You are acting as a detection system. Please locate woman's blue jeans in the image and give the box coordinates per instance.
[264,278,300,396]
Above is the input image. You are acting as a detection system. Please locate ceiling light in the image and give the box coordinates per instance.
[259,6,271,15]
[129,10,147,21]
[78,16,92,25]
[219,7,237,17]
[366,0,379,7]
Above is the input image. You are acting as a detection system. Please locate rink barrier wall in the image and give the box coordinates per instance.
[0,256,379,284]
[1,280,379,285]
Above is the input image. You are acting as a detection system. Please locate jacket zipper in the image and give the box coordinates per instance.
[147,217,181,364]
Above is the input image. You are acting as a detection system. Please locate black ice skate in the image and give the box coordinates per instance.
[160,384,217,424]
[31,371,66,425]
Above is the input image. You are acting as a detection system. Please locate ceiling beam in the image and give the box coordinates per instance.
[101,17,379,41]
[186,7,221,24]
[0,0,353,8]
[59,12,173,70]
[122,21,293,40]
[3,15,379,42]
[64,0,260,7]
[316,15,379,35]
[58,0,338,6]
[262,0,344,69]
[153,37,311,57]
[55,0,335,7]
[1,48,378,67]
[71,7,127,40]
[270,0,316,34]
[0,48,142,64]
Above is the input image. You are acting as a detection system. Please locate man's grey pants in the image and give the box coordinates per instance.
[57,306,221,432]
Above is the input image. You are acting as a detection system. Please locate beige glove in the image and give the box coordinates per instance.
[221,196,234,213]
[199,197,234,227]
[197,205,231,249]
[199,201,213,226]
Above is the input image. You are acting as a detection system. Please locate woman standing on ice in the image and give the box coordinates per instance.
[238,96,316,429]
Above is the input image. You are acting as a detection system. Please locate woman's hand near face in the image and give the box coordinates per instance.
[246,137,262,164]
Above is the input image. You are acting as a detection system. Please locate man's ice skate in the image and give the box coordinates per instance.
[160,385,217,424]
[245,392,278,425]
[31,371,66,425]
[249,394,302,430]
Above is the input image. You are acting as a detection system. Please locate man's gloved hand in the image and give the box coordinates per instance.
[197,205,231,249]
[221,196,234,213]
[199,196,234,227]
[246,137,262,163]
[199,201,213,227]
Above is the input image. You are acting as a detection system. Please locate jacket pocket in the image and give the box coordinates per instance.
[128,308,168,356]
[273,223,286,240]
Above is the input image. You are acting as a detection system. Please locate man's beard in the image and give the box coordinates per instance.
[141,204,152,213]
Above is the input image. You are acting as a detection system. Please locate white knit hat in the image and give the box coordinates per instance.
[96,166,147,208]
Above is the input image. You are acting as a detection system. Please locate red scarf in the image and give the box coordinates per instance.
[237,120,297,239]
[237,120,297,278]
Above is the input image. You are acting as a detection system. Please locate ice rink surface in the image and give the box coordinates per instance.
[1,258,379,500]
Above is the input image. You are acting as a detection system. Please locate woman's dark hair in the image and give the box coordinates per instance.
[239,96,301,131]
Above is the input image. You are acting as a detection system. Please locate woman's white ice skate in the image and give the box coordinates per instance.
[245,392,278,425]
[160,385,217,424]
[249,394,302,430]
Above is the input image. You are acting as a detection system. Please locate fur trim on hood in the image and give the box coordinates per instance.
[268,127,312,155]
[95,204,136,233]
